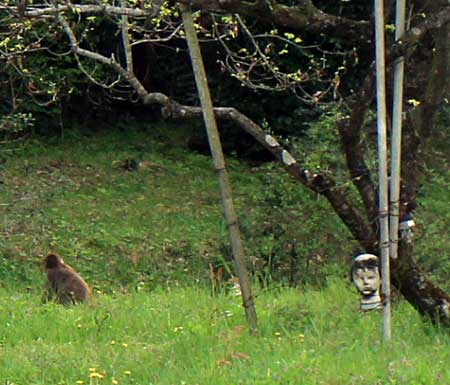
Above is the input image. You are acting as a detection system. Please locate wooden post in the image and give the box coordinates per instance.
[179,1,258,334]
[374,0,391,341]
[389,0,406,260]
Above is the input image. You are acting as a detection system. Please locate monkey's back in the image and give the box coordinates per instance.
[47,266,91,304]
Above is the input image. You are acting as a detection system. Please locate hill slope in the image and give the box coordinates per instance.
[0,127,352,292]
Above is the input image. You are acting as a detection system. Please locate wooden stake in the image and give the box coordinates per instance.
[179,1,258,334]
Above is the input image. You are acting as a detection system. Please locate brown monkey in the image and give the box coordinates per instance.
[42,253,91,305]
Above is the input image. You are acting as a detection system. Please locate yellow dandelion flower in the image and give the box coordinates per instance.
[89,372,104,379]
[89,368,97,372]
[110,340,116,345]
[124,370,131,375]
[121,343,128,348]
[76,381,84,384]
[112,379,119,385]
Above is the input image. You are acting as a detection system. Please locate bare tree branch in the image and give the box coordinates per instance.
[120,0,133,72]
[191,0,372,44]
[0,4,148,18]
[165,103,376,249]
[337,71,378,230]
[390,6,450,60]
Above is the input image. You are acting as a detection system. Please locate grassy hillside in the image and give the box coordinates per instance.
[0,126,354,292]
[0,124,449,384]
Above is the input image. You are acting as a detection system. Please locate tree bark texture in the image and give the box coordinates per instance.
[190,0,371,44]
[392,241,450,325]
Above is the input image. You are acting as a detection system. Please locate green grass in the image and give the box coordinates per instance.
[0,279,449,385]
[1,129,228,288]
[0,127,354,290]
[0,125,449,384]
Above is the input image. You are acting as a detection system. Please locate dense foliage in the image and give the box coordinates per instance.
[0,0,370,139]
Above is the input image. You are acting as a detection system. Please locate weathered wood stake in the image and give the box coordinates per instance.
[179,0,258,334]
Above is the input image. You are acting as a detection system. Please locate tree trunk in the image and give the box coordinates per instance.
[393,241,450,325]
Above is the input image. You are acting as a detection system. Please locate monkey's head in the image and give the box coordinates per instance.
[44,253,64,269]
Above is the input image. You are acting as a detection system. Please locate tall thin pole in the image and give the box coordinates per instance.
[389,0,406,260]
[179,1,258,334]
[374,0,391,341]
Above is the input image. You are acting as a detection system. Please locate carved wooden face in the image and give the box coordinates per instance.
[353,267,380,295]
[351,254,381,296]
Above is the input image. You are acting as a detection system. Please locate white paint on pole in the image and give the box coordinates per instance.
[282,150,296,166]
[374,0,392,342]
[264,134,279,147]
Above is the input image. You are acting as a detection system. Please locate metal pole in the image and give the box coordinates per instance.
[179,1,258,334]
[389,0,406,260]
[374,0,391,341]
